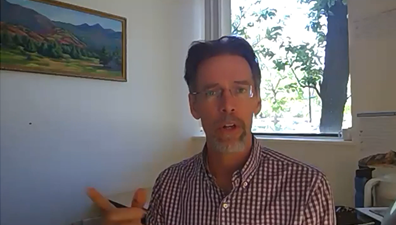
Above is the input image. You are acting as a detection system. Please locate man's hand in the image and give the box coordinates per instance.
[87,187,147,225]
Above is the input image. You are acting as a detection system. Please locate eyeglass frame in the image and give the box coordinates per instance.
[190,84,255,101]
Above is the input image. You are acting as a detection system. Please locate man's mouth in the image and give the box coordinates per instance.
[222,123,237,130]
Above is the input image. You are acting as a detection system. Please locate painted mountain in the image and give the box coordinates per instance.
[0,0,126,81]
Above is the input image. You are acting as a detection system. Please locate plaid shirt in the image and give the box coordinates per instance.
[146,137,336,225]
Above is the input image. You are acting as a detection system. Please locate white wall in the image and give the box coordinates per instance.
[0,0,203,224]
[348,0,396,161]
[349,0,396,117]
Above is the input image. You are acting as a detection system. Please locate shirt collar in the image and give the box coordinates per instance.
[199,135,262,185]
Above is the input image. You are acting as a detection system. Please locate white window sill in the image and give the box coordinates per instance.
[191,133,356,146]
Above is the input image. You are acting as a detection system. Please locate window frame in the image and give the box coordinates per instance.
[204,0,231,40]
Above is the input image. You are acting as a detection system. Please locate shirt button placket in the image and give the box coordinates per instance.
[243,182,248,188]
[219,202,229,225]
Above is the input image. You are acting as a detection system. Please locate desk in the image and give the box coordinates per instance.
[107,189,151,210]
[356,207,389,223]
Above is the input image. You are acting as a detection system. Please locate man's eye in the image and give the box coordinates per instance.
[205,90,216,96]
[236,87,247,93]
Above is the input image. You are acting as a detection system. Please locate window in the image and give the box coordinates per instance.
[228,0,351,135]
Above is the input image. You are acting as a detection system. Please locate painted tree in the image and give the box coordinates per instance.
[24,38,37,53]
[1,31,12,46]
[12,34,23,46]
[48,40,63,59]
[112,47,122,66]
[232,0,349,133]
[38,42,49,56]
[99,46,112,66]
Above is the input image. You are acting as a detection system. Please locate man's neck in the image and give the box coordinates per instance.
[206,134,253,179]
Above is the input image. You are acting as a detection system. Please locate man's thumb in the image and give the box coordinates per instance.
[131,188,147,208]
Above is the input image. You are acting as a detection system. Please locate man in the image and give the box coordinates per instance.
[87,36,336,225]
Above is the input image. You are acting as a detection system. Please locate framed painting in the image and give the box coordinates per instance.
[0,0,127,81]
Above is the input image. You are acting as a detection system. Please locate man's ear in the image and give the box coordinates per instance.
[254,93,261,117]
[188,93,201,120]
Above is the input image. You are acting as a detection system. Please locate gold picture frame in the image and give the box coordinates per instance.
[0,0,127,82]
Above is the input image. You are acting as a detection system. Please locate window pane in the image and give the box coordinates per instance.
[231,0,352,134]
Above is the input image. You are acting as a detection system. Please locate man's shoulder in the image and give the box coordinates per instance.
[259,146,327,181]
[156,153,201,182]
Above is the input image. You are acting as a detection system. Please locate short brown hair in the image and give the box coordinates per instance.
[184,36,261,92]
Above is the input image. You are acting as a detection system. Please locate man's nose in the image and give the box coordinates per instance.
[219,90,236,113]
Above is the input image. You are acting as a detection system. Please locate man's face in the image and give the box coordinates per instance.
[189,54,261,153]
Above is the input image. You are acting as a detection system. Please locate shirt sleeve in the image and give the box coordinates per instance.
[303,174,336,225]
[145,173,165,225]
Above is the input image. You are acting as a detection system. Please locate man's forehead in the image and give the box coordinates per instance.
[196,71,254,86]
[197,56,252,80]
[198,55,251,71]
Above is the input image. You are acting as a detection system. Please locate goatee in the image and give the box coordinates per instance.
[210,115,247,153]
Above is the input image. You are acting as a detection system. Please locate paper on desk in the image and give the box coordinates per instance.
[357,112,396,158]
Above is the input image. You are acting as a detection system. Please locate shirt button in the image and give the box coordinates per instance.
[222,203,229,209]
[243,182,248,188]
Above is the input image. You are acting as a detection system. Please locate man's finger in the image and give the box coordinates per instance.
[86,187,113,211]
[131,188,147,208]
[105,207,146,222]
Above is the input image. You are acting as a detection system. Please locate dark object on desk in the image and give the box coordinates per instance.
[355,167,375,207]
[109,199,148,210]
[336,206,377,225]
[109,200,127,208]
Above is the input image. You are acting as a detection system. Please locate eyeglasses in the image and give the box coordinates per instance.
[191,85,254,102]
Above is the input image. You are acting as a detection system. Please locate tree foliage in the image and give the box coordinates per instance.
[232,0,349,133]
